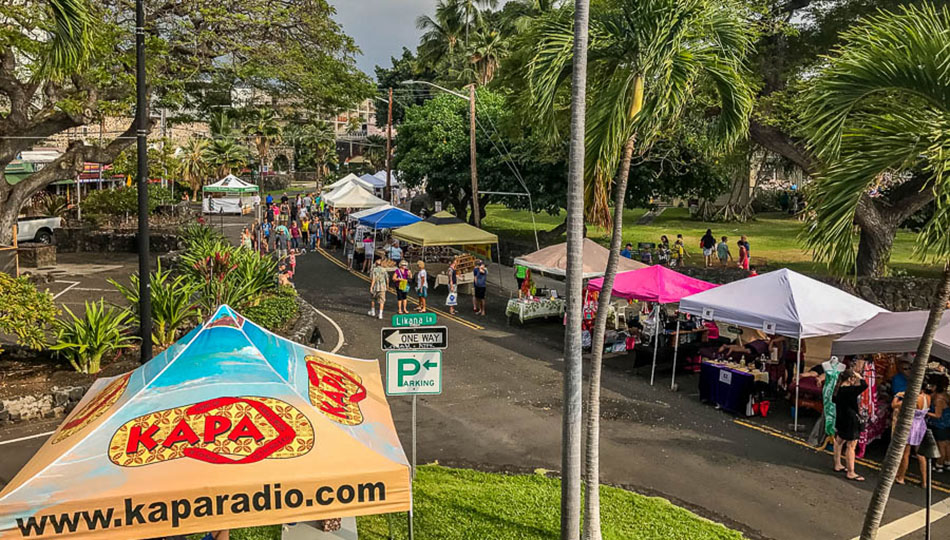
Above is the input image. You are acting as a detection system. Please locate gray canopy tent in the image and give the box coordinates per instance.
[831,310,950,362]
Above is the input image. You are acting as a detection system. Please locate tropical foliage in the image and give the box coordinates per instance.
[50,301,137,374]
[180,138,212,195]
[109,262,200,348]
[81,184,176,218]
[0,274,58,355]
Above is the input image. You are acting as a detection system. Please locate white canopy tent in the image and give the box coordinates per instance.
[679,268,887,428]
[374,170,401,186]
[323,173,361,193]
[202,174,258,214]
[323,181,388,209]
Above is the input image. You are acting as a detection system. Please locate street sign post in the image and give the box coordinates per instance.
[381,326,448,350]
[391,312,437,328]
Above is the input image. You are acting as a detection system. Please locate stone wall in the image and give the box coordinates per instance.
[0,385,88,425]
[55,227,182,253]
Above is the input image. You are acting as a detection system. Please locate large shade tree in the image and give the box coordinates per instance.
[0,0,371,245]
[530,1,752,537]
[799,4,950,537]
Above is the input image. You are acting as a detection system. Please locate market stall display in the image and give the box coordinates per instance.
[392,211,499,247]
[322,172,362,193]
[323,182,389,209]
[202,174,259,214]
[0,305,410,538]
[699,359,769,416]
[506,296,565,324]
[588,265,718,385]
[831,310,950,361]
[679,268,887,428]
[513,238,646,278]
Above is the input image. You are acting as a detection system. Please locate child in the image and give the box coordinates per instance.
[289,249,297,275]
[673,234,688,267]
[737,239,750,271]
[716,236,731,266]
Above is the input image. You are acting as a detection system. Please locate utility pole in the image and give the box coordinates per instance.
[386,87,393,204]
[468,84,480,227]
[135,0,152,363]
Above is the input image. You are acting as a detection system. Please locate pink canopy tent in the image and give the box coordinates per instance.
[588,265,718,304]
[589,265,718,387]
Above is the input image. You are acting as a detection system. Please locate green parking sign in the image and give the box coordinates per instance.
[385,351,442,396]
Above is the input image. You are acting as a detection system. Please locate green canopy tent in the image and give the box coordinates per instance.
[202,174,259,214]
[392,211,498,247]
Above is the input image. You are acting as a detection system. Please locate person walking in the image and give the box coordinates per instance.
[300,217,310,251]
[672,234,688,268]
[392,260,413,314]
[894,383,932,485]
[738,235,751,264]
[832,368,868,481]
[737,239,750,271]
[261,220,271,253]
[927,375,950,473]
[290,221,301,250]
[240,227,252,250]
[312,218,321,250]
[716,236,732,266]
[369,259,388,319]
[473,259,487,316]
[416,260,428,312]
[361,234,375,273]
[700,229,716,268]
[446,258,459,315]
[657,235,671,266]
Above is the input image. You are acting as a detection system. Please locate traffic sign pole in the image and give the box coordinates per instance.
[411,395,417,479]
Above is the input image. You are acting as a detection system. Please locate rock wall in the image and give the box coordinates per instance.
[55,228,182,253]
[0,386,88,425]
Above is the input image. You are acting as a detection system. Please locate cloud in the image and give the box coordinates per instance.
[331,0,437,77]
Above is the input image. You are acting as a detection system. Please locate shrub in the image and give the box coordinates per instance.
[179,222,226,250]
[81,185,174,217]
[0,274,58,354]
[109,261,200,348]
[51,301,137,374]
[178,239,277,312]
[244,287,299,332]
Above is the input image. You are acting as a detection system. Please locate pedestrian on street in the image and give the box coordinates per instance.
[240,227,252,250]
[700,229,716,268]
[927,375,950,472]
[345,229,356,268]
[290,221,301,249]
[312,218,321,250]
[473,259,487,316]
[266,193,273,206]
[392,260,412,314]
[300,217,310,251]
[446,258,458,315]
[416,260,428,312]
[362,234,375,273]
[369,258,388,319]
[894,382,932,485]
[261,221,271,253]
[832,368,868,482]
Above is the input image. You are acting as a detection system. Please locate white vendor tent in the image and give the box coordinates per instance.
[323,181,388,209]
[202,174,258,214]
[374,170,401,186]
[831,310,950,362]
[679,268,887,428]
[323,173,361,193]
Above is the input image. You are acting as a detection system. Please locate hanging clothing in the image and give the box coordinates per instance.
[856,361,878,454]
[908,394,931,446]
[813,360,845,437]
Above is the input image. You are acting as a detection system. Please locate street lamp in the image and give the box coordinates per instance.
[135,0,152,362]
[919,429,940,540]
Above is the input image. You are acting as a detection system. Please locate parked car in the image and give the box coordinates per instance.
[16,216,62,244]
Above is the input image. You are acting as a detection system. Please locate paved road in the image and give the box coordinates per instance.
[3,242,948,539]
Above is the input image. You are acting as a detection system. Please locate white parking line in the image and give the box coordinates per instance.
[0,431,55,447]
[858,495,950,539]
[51,280,79,300]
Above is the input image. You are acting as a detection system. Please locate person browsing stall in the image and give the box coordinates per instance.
[473,259,488,316]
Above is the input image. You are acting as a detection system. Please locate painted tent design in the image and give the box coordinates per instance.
[0,306,410,539]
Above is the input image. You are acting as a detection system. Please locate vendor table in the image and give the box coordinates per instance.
[506,297,566,324]
[435,271,474,294]
[699,360,768,416]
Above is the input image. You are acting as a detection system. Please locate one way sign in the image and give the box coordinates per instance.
[380,326,448,350]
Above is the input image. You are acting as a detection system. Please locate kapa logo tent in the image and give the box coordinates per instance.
[0,306,410,539]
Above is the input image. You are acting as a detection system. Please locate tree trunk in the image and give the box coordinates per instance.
[582,137,635,540]
[855,224,896,278]
[861,261,950,538]
[562,0,591,538]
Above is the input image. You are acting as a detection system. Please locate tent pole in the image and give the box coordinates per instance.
[794,335,802,431]
[670,316,681,390]
[650,304,660,386]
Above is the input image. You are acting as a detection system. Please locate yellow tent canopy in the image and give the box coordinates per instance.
[392,211,498,247]
[0,306,410,539]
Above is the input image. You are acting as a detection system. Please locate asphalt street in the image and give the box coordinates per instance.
[3,235,949,539]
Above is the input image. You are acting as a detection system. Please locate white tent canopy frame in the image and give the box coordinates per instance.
[678,268,887,429]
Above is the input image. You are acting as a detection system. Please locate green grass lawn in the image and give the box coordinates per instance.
[223,465,742,540]
[482,204,936,277]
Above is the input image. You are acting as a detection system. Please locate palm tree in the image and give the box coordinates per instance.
[558,0,591,537]
[417,0,466,70]
[468,28,508,85]
[799,5,950,538]
[247,108,282,174]
[295,121,337,188]
[180,138,210,197]
[43,0,92,78]
[532,2,752,538]
[205,138,250,179]
[363,134,388,170]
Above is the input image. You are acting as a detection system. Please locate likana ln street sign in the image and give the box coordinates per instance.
[390,312,438,328]
[380,326,448,350]
[386,351,443,395]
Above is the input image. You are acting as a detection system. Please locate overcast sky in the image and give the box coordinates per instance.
[332,0,436,78]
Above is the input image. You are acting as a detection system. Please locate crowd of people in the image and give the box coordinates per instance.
[620,231,755,274]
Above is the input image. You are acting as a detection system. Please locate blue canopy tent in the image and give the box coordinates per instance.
[357,206,421,230]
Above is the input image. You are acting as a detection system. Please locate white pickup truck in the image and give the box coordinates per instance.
[16,216,62,244]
